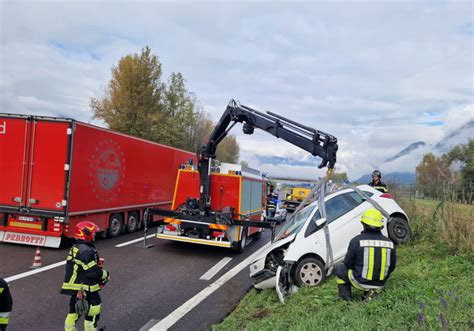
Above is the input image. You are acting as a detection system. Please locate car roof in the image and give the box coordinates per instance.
[305,184,380,208]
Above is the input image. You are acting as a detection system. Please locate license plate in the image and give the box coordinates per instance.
[3,232,46,246]
[18,216,35,222]
[163,230,179,236]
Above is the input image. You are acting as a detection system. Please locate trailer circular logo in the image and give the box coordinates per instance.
[90,140,126,202]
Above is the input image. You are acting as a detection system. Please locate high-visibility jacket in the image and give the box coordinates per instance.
[369,180,388,193]
[0,278,13,326]
[344,230,396,290]
[60,241,108,295]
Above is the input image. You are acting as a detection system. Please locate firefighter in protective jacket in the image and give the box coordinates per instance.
[335,208,396,301]
[368,170,388,193]
[60,221,109,331]
[0,278,13,331]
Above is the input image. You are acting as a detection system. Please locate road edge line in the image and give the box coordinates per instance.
[148,242,270,330]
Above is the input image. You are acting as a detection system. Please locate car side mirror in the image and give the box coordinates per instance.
[314,218,327,227]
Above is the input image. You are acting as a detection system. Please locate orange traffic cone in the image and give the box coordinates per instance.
[30,247,42,269]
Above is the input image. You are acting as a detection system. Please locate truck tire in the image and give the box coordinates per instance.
[107,214,123,238]
[293,257,326,287]
[253,229,263,240]
[126,212,139,233]
[235,228,248,253]
[388,217,411,244]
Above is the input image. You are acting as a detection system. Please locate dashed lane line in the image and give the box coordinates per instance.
[199,257,233,281]
[115,234,155,248]
[5,260,66,283]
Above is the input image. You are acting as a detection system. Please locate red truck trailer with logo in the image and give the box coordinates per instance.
[157,162,266,252]
[0,114,195,248]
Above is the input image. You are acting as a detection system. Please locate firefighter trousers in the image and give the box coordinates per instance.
[335,264,382,301]
[65,292,101,331]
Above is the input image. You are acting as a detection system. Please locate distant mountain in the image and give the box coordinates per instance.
[355,172,416,185]
[382,119,473,167]
[384,141,426,163]
[433,119,474,153]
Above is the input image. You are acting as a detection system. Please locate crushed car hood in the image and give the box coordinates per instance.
[249,233,296,278]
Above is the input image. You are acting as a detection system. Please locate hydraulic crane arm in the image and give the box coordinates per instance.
[198,99,338,213]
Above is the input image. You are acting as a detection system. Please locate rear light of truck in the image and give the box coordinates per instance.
[212,231,226,238]
[165,225,177,232]
[48,220,62,233]
[380,193,393,199]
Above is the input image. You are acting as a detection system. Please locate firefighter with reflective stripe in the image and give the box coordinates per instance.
[335,208,396,301]
[368,170,388,193]
[0,278,13,331]
[60,221,109,331]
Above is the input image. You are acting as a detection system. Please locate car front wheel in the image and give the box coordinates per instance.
[388,217,411,244]
[293,257,326,287]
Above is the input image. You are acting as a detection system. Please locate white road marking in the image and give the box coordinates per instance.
[115,234,155,248]
[5,260,66,283]
[148,242,271,331]
[199,257,233,281]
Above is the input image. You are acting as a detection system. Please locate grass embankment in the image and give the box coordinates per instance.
[216,199,474,330]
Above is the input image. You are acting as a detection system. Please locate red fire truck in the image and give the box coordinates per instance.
[157,162,265,251]
[0,114,195,248]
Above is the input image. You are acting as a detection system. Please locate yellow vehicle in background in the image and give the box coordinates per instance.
[282,187,312,212]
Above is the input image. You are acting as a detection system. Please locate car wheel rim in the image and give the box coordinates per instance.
[394,221,407,239]
[300,262,323,286]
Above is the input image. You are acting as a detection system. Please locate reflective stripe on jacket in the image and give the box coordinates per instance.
[368,181,388,193]
[60,242,106,295]
[344,230,396,288]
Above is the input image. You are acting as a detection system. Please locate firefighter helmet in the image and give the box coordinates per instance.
[361,208,384,229]
[74,221,100,242]
[372,170,382,178]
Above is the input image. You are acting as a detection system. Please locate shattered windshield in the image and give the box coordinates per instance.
[274,204,316,242]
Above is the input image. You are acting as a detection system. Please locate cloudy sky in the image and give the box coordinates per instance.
[1,0,473,180]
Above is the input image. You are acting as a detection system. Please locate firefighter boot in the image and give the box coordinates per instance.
[338,283,352,302]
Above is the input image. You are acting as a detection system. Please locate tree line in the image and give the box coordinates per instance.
[415,140,473,203]
[91,47,239,163]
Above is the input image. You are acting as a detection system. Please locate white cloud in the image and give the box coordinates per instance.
[1,1,473,180]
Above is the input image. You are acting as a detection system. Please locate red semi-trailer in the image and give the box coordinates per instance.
[0,114,195,247]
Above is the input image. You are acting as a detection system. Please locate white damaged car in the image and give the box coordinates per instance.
[249,184,410,301]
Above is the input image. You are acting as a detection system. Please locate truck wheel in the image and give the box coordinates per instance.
[388,217,411,244]
[253,229,263,240]
[293,257,326,287]
[126,212,139,233]
[107,214,123,238]
[235,228,248,253]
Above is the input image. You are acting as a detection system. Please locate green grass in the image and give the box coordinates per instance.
[215,241,474,330]
[216,199,474,330]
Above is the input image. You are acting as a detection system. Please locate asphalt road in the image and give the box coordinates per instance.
[0,224,280,331]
